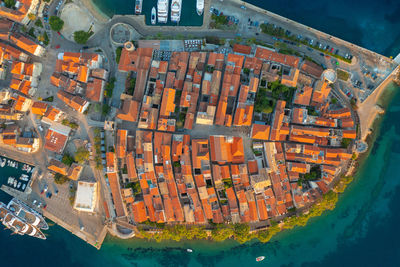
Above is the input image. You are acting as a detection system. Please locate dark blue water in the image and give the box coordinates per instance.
[93,0,400,57]
[244,0,400,57]
[2,0,400,266]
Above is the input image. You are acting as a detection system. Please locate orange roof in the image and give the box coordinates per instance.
[44,129,68,154]
[341,117,354,128]
[106,152,116,172]
[257,197,269,220]
[85,78,105,102]
[292,107,306,124]
[301,60,323,78]
[233,44,252,55]
[10,33,41,55]
[66,163,82,181]
[118,47,153,72]
[0,2,31,23]
[126,153,137,180]
[116,129,127,158]
[159,88,175,117]
[251,124,270,140]
[312,80,331,104]
[247,160,258,174]
[48,159,68,176]
[117,99,140,122]
[77,65,89,83]
[289,134,316,144]
[32,101,48,115]
[342,129,357,139]
[325,108,351,119]
[132,201,147,222]
[281,68,299,88]
[209,136,245,164]
[108,172,126,217]
[255,47,300,68]
[270,100,286,141]
[294,86,313,106]
[291,125,330,137]
[44,106,62,121]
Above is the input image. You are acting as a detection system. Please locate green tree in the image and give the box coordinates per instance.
[54,173,68,184]
[62,153,75,166]
[341,138,352,149]
[49,16,64,31]
[233,223,252,243]
[74,147,90,164]
[73,30,93,44]
[102,104,111,116]
[4,0,15,8]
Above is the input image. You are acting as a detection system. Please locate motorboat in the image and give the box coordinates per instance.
[256,256,265,262]
[135,0,143,14]
[157,0,168,23]
[151,7,157,24]
[196,0,204,16]
[170,0,182,23]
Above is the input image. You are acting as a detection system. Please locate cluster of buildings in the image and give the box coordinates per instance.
[103,41,357,225]
[52,52,108,113]
[0,16,46,152]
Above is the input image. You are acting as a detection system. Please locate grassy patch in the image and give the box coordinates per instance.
[337,69,350,81]
[115,47,122,63]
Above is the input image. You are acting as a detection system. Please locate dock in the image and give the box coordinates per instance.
[1,174,109,250]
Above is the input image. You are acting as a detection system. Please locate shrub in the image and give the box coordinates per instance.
[62,154,75,166]
[73,30,93,44]
[49,16,64,31]
[4,0,15,8]
[115,47,122,63]
[74,147,90,164]
[54,173,68,184]
[35,19,43,28]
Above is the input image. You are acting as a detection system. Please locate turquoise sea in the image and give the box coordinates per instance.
[2,0,400,266]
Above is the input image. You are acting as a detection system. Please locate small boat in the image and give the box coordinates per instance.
[1,159,5,167]
[151,7,156,25]
[135,0,142,14]
[186,249,193,253]
[196,0,204,16]
[256,256,265,262]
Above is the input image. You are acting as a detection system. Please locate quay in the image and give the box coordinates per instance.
[1,182,108,249]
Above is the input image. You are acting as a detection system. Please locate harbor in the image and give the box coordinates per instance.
[0,156,35,193]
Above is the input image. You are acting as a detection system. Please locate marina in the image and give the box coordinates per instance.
[0,157,34,193]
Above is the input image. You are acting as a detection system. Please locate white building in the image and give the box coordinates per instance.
[73,181,98,213]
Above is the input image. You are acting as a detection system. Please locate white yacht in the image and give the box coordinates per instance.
[157,0,169,23]
[0,202,46,240]
[170,0,182,23]
[196,0,204,16]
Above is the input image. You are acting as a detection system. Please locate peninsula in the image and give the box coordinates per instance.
[0,0,398,248]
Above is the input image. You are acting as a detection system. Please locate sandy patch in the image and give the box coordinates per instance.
[60,3,98,41]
